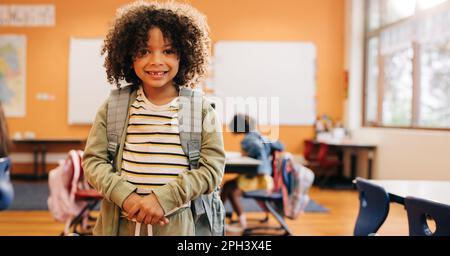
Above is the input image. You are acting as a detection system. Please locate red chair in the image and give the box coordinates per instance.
[305,143,341,188]
[303,139,319,163]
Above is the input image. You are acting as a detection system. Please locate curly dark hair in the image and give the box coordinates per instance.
[102,1,211,88]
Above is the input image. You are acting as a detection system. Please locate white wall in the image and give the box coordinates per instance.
[345,0,450,181]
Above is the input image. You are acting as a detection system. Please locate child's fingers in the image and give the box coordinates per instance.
[157,217,169,226]
[143,214,155,225]
[136,210,147,223]
[127,204,140,220]
[150,215,161,225]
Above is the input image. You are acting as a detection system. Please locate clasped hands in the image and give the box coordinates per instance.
[122,192,169,226]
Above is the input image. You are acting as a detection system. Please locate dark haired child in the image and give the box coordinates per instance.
[221,114,284,232]
[83,1,225,236]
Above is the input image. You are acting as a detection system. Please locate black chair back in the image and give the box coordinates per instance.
[405,196,450,236]
[354,177,390,236]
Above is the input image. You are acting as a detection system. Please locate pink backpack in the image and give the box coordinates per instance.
[273,152,315,219]
[47,150,91,234]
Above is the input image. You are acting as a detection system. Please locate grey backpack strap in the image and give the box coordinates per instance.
[190,89,205,220]
[178,87,206,220]
[188,89,203,168]
[178,87,224,236]
[178,87,191,165]
[106,85,132,165]
[178,87,202,170]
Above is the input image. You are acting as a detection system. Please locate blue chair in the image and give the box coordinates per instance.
[242,190,291,236]
[0,157,14,210]
[353,177,390,236]
[241,151,291,236]
[240,152,314,236]
[405,196,450,236]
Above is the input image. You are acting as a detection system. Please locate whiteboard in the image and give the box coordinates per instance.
[68,38,113,124]
[213,41,316,125]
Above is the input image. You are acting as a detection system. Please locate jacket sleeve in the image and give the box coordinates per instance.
[152,101,226,214]
[82,100,137,208]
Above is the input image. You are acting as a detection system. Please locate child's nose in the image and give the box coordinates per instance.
[149,52,164,65]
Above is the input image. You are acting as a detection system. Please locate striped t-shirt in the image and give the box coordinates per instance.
[121,87,189,195]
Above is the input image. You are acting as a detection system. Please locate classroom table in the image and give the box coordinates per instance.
[313,139,377,182]
[13,138,85,180]
[368,179,450,206]
[224,151,262,174]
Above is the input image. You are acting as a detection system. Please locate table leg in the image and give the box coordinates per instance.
[33,145,39,180]
[367,150,374,179]
[41,144,47,179]
[350,151,357,180]
[337,148,344,178]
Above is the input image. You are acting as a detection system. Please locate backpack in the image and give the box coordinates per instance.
[275,152,314,219]
[47,150,90,233]
[106,85,224,236]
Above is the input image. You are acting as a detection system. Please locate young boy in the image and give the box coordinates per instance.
[83,1,225,236]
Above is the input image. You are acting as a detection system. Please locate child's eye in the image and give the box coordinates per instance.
[163,49,176,55]
[139,49,150,56]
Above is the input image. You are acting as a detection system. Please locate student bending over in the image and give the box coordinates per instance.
[221,114,283,232]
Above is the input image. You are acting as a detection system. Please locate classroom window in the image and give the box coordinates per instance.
[383,0,416,25]
[419,41,450,128]
[382,47,413,126]
[417,0,448,10]
[367,0,381,31]
[363,0,450,130]
[365,37,379,124]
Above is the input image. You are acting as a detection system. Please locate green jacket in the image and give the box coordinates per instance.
[82,88,226,235]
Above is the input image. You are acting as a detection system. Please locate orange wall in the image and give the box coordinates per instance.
[3,0,345,154]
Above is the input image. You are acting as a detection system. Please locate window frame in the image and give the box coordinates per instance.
[362,0,450,131]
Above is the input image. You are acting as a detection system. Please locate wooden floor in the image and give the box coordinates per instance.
[0,186,410,236]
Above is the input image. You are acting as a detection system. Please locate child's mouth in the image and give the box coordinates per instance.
[145,71,168,78]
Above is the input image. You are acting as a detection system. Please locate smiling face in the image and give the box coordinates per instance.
[133,27,180,90]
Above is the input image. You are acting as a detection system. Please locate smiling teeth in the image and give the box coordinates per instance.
[148,71,165,76]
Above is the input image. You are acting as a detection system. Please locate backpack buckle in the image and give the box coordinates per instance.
[188,150,200,161]
[187,141,200,162]
[108,141,117,153]
[188,150,200,170]
[107,142,118,162]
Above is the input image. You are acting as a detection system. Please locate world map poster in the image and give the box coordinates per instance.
[0,35,26,117]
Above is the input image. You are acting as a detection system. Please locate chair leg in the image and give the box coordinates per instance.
[64,200,99,236]
[243,200,292,236]
[260,212,270,223]
[227,199,270,224]
[319,173,333,188]
[241,212,270,224]
[255,200,270,223]
[318,166,341,188]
